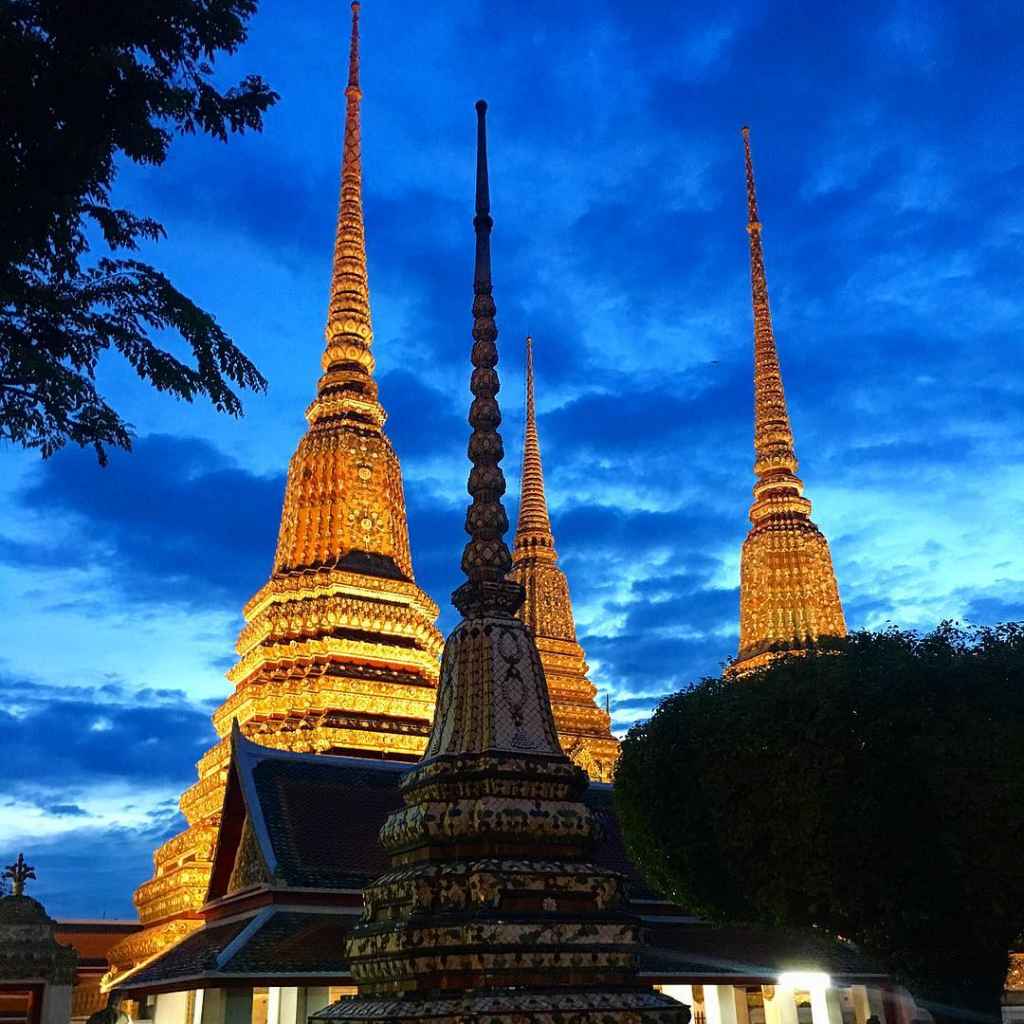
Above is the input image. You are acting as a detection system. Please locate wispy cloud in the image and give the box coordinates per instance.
[2,0,1022,914]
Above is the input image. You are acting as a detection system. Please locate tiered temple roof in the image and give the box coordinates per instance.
[112,731,886,996]
[105,1,444,984]
[510,336,620,781]
[732,128,846,674]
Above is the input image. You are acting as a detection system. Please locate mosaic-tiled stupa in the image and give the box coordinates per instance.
[311,101,688,1024]
[510,335,620,783]
[731,127,846,674]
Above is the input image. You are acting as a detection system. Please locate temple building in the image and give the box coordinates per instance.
[105,2,618,987]
[731,127,846,674]
[108,94,902,1024]
[509,336,620,782]
[104,1,445,985]
[110,729,898,1024]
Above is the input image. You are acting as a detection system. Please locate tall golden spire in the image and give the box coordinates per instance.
[513,336,556,560]
[320,101,686,1024]
[107,8,444,985]
[510,336,619,781]
[732,127,846,673]
[323,0,372,385]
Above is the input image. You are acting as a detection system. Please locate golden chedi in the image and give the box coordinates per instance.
[105,3,443,984]
[732,127,846,674]
[311,99,687,1024]
[510,335,619,782]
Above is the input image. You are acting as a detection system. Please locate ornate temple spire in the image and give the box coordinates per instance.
[316,105,687,1024]
[453,100,524,619]
[743,126,800,501]
[108,11,445,985]
[510,335,620,781]
[513,336,556,562]
[732,128,846,674]
[3,853,35,897]
[319,1,375,394]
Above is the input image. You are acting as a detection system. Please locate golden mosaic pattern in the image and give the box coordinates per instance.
[509,336,619,782]
[1007,953,1024,991]
[732,128,846,674]
[105,5,442,986]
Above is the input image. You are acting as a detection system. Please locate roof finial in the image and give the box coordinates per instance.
[4,853,35,897]
[513,334,556,563]
[742,125,760,231]
[347,2,361,95]
[453,101,524,619]
[320,0,374,389]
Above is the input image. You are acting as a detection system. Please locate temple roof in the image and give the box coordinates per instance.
[206,724,412,899]
[114,730,885,994]
[206,724,649,900]
[117,910,886,993]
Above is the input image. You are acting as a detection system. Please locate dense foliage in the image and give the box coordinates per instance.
[616,623,1024,1023]
[0,1,277,462]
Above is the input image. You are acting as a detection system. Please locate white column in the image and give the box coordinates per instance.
[706,986,741,1024]
[275,990,301,1024]
[191,991,205,1024]
[266,990,281,1024]
[810,986,844,1024]
[154,991,191,1024]
[764,987,800,1024]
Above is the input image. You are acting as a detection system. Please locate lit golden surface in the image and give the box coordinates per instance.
[1007,954,1024,991]
[731,130,846,675]
[509,337,620,782]
[104,6,441,985]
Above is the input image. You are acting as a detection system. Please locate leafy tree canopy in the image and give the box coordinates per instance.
[0,0,278,463]
[615,623,1024,1024]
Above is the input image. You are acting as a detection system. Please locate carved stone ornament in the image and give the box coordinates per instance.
[312,99,688,1024]
[0,860,78,986]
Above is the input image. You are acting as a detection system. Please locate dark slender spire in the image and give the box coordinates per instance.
[453,101,524,618]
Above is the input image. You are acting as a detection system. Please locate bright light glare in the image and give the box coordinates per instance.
[777,972,831,991]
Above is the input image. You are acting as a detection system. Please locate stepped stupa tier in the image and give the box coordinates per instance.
[510,335,620,782]
[314,98,686,1024]
[104,2,443,984]
[732,127,846,674]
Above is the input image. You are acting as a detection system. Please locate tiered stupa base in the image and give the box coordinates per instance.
[312,613,688,1024]
[733,514,846,675]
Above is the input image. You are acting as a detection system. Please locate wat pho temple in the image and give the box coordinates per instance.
[10,5,991,1024]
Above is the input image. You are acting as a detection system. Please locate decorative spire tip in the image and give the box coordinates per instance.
[4,852,36,897]
[454,100,523,619]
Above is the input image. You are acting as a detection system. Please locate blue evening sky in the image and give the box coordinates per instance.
[2,0,1022,916]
